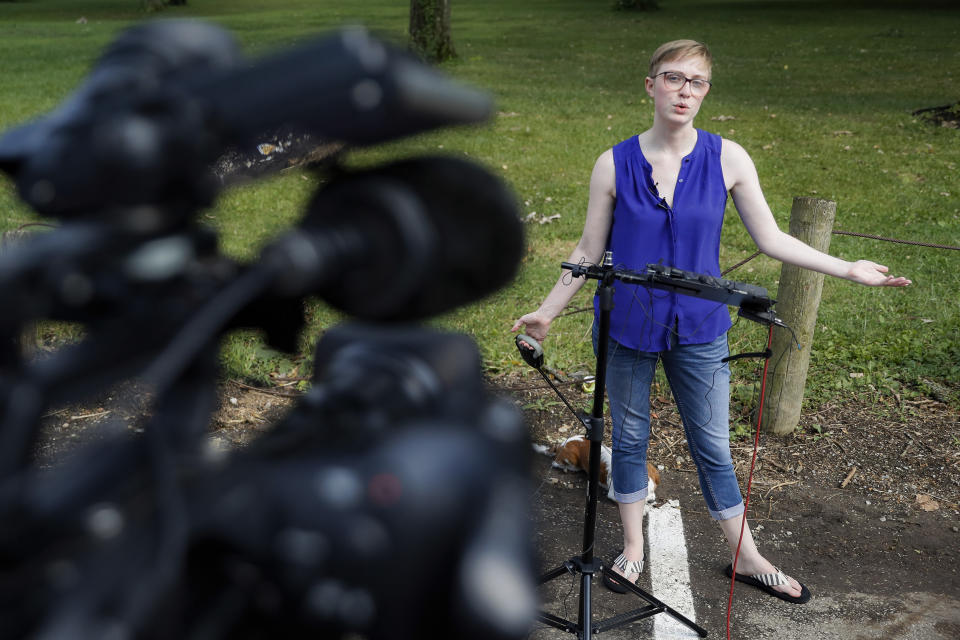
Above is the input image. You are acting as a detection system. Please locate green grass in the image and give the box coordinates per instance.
[2,0,958,412]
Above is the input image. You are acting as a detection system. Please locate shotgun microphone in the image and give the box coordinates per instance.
[0,22,492,220]
[195,26,492,147]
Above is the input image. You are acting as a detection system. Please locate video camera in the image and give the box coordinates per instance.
[0,20,533,640]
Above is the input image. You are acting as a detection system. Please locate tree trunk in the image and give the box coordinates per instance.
[409,0,455,64]
[141,0,186,10]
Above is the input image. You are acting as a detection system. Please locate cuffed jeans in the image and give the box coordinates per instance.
[594,324,745,520]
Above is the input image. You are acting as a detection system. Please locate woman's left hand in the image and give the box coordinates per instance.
[846,260,912,287]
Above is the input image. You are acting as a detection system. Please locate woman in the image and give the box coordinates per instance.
[512,40,909,603]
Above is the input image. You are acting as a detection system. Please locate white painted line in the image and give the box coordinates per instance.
[648,499,699,639]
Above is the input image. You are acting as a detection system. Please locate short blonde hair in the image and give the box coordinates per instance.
[648,40,712,79]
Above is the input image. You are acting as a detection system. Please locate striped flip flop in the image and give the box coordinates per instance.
[603,552,644,594]
[724,564,811,604]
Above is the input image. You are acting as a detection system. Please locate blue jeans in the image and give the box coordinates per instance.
[593,324,744,521]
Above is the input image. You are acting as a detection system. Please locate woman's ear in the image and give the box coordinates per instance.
[644,76,655,99]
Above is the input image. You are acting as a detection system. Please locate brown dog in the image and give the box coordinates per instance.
[545,435,660,502]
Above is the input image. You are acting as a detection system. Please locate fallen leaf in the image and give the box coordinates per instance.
[916,494,939,511]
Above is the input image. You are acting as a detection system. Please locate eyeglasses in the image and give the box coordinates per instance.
[654,71,712,97]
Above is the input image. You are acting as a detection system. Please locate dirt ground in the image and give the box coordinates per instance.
[31,379,297,466]
[34,369,960,531]
[913,101,960,130]
[505,367,960,522]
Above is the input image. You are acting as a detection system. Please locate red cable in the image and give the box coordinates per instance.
[726,325,774,640]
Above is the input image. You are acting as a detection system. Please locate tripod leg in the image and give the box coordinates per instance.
[538,562,573,585]
[600,566,708,637]
[579,570,592,639]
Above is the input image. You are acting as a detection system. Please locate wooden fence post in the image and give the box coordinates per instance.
[761,197,837,435]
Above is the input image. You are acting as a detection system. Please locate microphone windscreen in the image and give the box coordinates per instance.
[316,156,523,321]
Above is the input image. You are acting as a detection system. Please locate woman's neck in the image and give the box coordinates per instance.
[639,124,698,158]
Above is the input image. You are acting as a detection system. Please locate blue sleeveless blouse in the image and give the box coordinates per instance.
[595,129,732,351]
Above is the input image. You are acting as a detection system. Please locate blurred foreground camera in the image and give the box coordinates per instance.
[0,20,533,640]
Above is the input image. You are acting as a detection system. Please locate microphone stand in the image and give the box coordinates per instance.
[527,252,708,638]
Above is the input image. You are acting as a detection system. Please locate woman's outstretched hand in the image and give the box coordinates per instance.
[846,260,912,287]
[511,311,552,342]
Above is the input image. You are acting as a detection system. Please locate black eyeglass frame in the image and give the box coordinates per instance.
[652,70,713,96]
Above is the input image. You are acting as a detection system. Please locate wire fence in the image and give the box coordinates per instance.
[722,229,960,276]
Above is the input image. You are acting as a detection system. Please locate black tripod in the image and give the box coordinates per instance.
[518,255,708,639]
